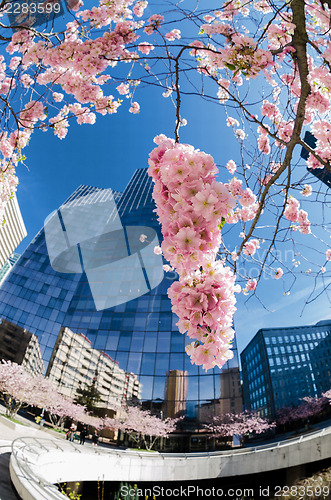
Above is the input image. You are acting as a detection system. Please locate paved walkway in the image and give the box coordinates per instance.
[0,413,64,500]
[0,410,111,499]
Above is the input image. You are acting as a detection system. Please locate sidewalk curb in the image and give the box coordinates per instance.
[0,415,39,434]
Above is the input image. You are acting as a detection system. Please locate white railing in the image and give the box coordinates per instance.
[9,424,331,500]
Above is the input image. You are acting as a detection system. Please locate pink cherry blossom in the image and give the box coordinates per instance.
[203,15,215,23]
[53,92,64,102]
[117,83,130,95]
[275,267,283,279]
[148,136,241,369]
[165,30,181,41]
[133,1,148,18]
[138,42,155,55]
[301,184,313,196]
[243,239,260,256]
[226,160,236,174]
[129,102,140,113]
[0,0,329,372]
[231,251,238,261]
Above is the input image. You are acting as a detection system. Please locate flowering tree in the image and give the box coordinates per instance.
[0,359,51,417]
[0,359,96,427]
[276,390,331,427]
[119,406,179,451]
[205,410,275,445]
[0,0,330,369]
[44,391,88,430]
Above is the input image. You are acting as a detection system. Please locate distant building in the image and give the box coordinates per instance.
[241,320,331,418]
[199,367,242,422]
[0,319,44,376]
[163,370,188,418]
[46,327,141,410]
[0,196,26,268]
[300,131,331,189]
[0,252,20,286]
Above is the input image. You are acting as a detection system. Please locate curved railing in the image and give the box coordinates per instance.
[9,425,331,500]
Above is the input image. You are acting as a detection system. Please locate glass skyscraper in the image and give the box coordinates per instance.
[241,320,331,419]
[0,169,242,450]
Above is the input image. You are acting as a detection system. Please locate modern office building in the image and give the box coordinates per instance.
[0,252,21,285]
[0,169,242,450]
[241,320,331,419]
[300,131,331,189]
[0,319,44,376]
[0,195,26,268]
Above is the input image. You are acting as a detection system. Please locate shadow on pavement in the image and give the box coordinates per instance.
[0,451,20,500]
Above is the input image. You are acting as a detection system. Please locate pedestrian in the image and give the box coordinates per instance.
[80,426,88,445]
[69,423,76,442]
[92,430,99,447]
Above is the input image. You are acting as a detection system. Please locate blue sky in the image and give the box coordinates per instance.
[8,2,331,356]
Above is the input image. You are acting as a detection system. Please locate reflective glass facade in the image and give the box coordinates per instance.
[241,320,331,419]
[0,169,242,448]
[0,252,20,285]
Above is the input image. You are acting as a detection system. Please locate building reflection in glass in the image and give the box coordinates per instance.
[46,327,141,410]
[163,370,188,418]
[0,319,44,376]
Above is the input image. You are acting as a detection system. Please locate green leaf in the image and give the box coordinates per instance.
[225,62,236,71]
[217,217,226,230]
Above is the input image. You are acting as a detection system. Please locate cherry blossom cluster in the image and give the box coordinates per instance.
[193,1,331,193]
[0,0,152,216]
[206,411,275,442]
[307,121,331,169]
[284,197,311,234]
[148,135,241,370]
[148,135,238,273]
[0,129,27,221]
[0,360,120,429]
[243,238,260,257]
[301,184,313,197]
[168,262,239,370]
[242,279,257,295]
[226,178,258,223]
[193,28,274,81]
[0,0,329,350]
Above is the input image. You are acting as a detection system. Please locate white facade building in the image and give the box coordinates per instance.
[46,327,141,410]
[0,196,27,269]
